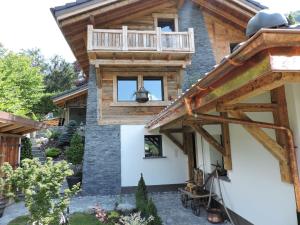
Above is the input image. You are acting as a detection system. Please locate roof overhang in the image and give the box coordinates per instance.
[0,111,48,136]
[52,85,88,106]
[51,0,180,76]
[146,29,300,130]
[193,0,265,30]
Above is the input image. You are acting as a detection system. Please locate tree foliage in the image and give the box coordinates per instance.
[0,158,79,225]
[20,137,33,161]
[0,52,44,117]
[66,133,84,165]
[44,55,77,93]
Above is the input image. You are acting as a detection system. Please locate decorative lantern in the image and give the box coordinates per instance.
[135,87,149,103]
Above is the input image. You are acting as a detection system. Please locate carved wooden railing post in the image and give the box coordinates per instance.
[87,25,94,51]
[122,26,128,51]
[188,28,195,52]
[156,27,162,52]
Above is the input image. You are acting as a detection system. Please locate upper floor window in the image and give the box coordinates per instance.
[153,13,178,32]
[157,18,175,32]
[143,77,164,101]
[117,77,137,101]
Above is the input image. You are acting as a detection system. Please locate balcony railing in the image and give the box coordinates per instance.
[87,25,195,53]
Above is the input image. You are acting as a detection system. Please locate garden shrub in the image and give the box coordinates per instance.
[0,158,80,225]
[47,129,62,140]
[59,120,78,146]
[135,174,148,215]
[45,147,62,158]
[66,133,84,165]
[20,137,32,161]
[119,212,153,225]
[107,210,120,224]
[135,174,162,225]
[146,199,162,225]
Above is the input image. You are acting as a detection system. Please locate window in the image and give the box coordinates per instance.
[117,77,137,101]
[157,18,175,32]
[143,77,164,101]
[144,135,163,158]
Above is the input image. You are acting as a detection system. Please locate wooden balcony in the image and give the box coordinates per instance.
[87,25,195,67]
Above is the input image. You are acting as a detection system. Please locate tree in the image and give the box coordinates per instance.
[44,55,77,93]
[66,133,84,165]
[0,52,44,117]
[287,12,296,25]
[20,48,47,73]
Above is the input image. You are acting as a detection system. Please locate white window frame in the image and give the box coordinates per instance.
[153,13,179,32]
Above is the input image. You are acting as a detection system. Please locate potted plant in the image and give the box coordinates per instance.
[65,133,84,189]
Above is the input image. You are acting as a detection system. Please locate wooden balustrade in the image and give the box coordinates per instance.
[87,25,195,53]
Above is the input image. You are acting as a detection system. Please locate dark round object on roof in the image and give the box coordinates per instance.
[246,9,288,37]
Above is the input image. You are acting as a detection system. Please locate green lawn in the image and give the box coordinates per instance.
[8,213,106,225]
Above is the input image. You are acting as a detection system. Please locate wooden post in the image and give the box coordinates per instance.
[156,27,162,52]
[87,25,94,51]
[188,28,195,52]
[221,112,232,170]
[184,132,195,180]
[271,86,292,183]
[122,26,128,51]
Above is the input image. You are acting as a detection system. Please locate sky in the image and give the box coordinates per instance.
[0,0,300,63]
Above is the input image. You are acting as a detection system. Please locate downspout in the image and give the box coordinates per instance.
[184,106,300,213]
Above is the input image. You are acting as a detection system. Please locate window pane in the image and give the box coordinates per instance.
[144,135,162,158]
[144,78,163,101]
[158,19,175,32]
[117,77,137,101]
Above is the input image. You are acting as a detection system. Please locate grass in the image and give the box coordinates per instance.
[8,213,106,225]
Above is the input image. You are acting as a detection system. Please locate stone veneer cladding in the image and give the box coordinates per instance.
[82,65,121,195]
[82,0,216,195]
[179,0,216,90]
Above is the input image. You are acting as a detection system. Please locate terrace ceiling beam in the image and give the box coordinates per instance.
[216,103,278,112]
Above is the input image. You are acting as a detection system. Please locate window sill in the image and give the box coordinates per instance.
[143,156,167,159]
[110,101,170,107]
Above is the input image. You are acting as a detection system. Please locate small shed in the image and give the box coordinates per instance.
[0,111,47,168]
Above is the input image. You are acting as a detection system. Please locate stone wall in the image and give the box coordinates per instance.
[179,0,216,90]
[82,65,121,195]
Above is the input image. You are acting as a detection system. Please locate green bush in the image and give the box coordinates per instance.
[1,158,80,225]
[46,129,62,140]
[136,174,148,215]
[59,120,78,146]
[45,147,61,158]
[66,133,84,165]
[146,198,162,225]
[20,137,32,161]
[107,210,120,224]
[135,174,162,225]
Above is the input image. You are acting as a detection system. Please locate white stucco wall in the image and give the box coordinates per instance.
[196,93,298,225]
[121,125,188,187]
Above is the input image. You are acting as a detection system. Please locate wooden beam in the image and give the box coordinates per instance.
[221,112,232,170]
[184,132,195,179]
[161,131,185,154]
[190,124,225,156]
[217,103,277,112]
[90,59,189,67]
[160,127,193,133]
[229,111,288,163]
[271,86,292,183]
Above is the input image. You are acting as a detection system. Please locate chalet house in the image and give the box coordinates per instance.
[51,1,300,225]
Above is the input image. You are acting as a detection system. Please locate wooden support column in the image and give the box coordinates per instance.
[184,132,195,180]
[271,86,292,183]
[221,112,232,170]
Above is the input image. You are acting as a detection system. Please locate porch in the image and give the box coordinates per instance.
[146,28,300,225]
